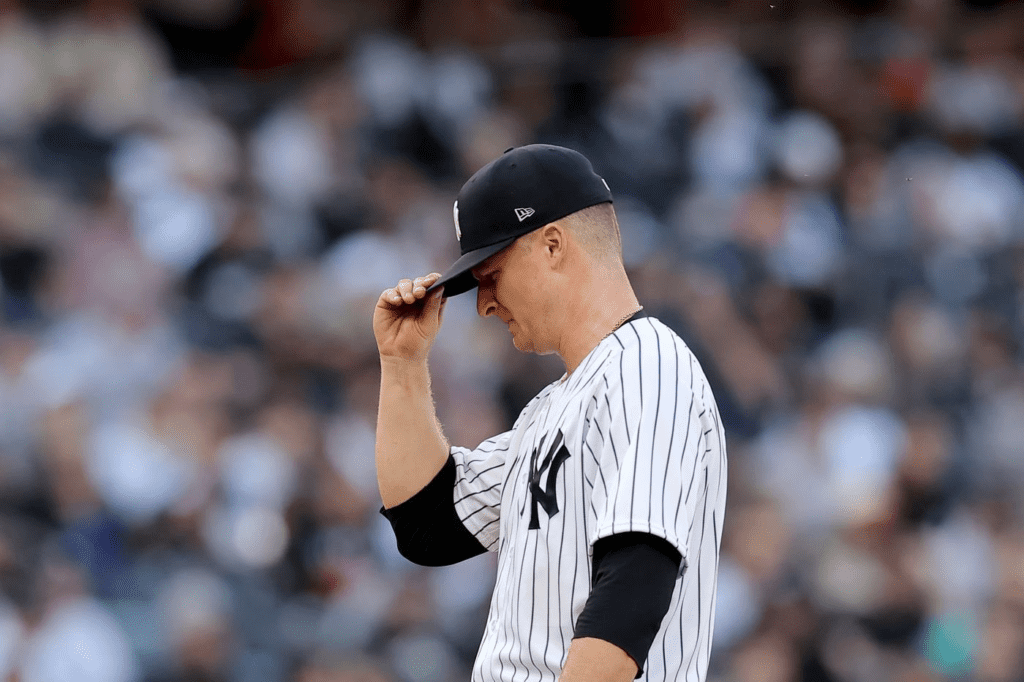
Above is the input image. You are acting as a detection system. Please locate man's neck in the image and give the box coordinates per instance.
[558,271,641,375]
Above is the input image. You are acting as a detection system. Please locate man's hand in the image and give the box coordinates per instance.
[373,273,445,363]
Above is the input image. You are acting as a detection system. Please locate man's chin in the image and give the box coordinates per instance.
[510,330,532,354]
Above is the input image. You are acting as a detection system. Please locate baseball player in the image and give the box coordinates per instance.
[373,145,727,681]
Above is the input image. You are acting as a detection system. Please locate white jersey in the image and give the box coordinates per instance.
[451,316,728,682]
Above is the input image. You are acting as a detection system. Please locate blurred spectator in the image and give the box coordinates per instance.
[18,555,141,682]
[50,0,172,136]
[0,0,55,137]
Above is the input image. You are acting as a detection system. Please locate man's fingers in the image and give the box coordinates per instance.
[424,286,445,318]
[417,273,441,290]
[395,279,413,304]
[381,275,442,308]
[413,273,440,297]
[436,290,447,326]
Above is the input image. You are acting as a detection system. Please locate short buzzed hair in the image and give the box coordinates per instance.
[559,202,622,264]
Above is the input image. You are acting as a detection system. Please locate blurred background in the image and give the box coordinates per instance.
[0,0,1022,680]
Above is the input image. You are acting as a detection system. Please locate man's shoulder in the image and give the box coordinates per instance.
[593,315,707,396]
[606,315,691,359]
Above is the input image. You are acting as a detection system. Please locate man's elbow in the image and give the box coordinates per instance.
[393,529,463,567]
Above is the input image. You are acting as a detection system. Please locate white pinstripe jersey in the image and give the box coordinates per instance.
[451,316,728,681]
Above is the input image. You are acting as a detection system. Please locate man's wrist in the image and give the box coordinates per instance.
[379,353,430,368]
[379,355,433,387]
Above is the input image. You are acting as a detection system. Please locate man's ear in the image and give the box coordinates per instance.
[539,223,566,261]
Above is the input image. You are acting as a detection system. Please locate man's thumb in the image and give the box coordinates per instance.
[424,286,445,320]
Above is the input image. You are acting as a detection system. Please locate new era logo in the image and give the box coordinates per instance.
[514,207,535,222]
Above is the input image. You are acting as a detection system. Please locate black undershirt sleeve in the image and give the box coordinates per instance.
[574,532,683,677]
[379,454,487,566]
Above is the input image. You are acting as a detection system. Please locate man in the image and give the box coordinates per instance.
[372,145,727,681]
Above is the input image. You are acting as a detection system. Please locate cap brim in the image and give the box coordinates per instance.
[426,236,519,298]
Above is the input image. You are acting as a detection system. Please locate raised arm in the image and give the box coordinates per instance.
[372,273,450,508]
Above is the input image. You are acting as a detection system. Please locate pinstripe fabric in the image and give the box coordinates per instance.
[450,317,728,681]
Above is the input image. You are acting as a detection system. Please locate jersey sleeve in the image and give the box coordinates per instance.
[451,430,512,552]
[586,329,708,567]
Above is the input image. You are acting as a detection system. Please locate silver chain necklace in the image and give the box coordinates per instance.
[607,305,643,338]
[561,306,644,384]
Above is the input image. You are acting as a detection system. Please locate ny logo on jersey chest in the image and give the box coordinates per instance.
[527,429,571,530]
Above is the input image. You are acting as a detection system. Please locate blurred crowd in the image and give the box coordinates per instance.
[0,0,1022,680]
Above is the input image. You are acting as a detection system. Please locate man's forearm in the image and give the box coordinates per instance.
[560,638,638,682]
[376,356,450,508]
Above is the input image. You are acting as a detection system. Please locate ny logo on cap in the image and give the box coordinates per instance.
[514,207,535,222]
[453,201,461,241]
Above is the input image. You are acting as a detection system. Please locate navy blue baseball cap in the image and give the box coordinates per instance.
[427,144,613,297]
